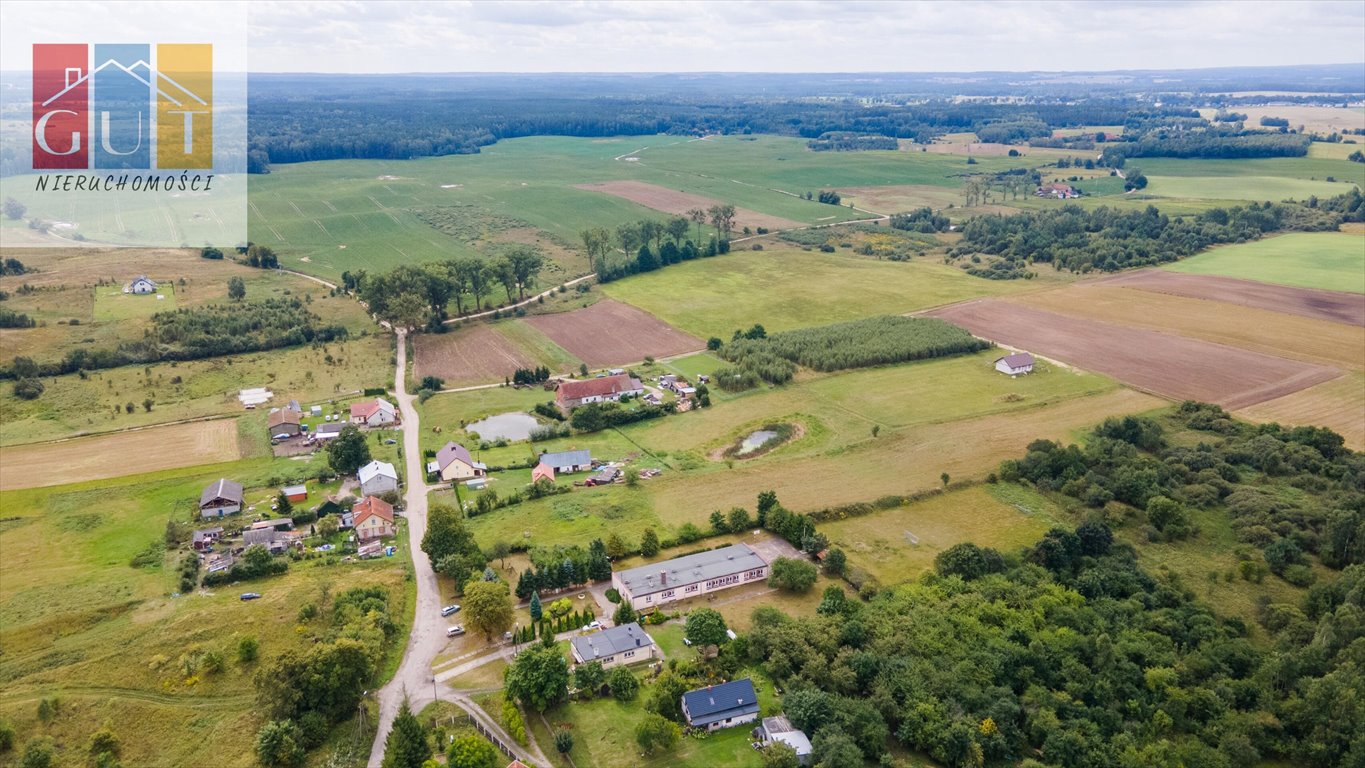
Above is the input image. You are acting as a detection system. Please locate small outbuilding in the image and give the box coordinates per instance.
[537,449,592,474]
[532,462,556,485]
[267,408,302,437]
[994,352,1035,377]
[282,484,308,503]
[757,716,813,765]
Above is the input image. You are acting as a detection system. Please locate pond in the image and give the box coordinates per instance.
[736,429,780,456]
[465,412,540,441]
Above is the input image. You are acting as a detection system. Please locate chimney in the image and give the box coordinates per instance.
[660,569,667,585]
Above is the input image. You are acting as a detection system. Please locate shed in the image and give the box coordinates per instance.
[532,462,556,484]
[282,484,308,502]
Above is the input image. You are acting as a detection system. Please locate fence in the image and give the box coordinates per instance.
[434,713,523,764]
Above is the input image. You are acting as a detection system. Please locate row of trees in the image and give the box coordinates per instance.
[580,209,733,280]
[350,246,546,329]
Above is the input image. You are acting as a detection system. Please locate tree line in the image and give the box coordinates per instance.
[581,212,731,284]
[347,246,546,329]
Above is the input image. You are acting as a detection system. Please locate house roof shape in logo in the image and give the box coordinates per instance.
[42,57,207,109]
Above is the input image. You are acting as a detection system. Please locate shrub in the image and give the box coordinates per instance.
[608,666,640,700]
[768,557,818,592]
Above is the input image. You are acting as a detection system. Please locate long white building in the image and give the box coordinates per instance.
[612,543,768,610]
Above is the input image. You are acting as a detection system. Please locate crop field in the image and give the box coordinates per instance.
[820,484,1061,586]
[573,180,805,231]
[0,458,407,768]
[1237,372,1365,450]
[1145,174,1353,201]
[1012,283,1365,370]
[0,333,394,446]
[0,419,243,490]
[523,299,702,367]
[601,246,1045,339]
[1163,232,1365,295]
[92,282,177,321]
[412,321,580,386]
[1132,155,1365,186]
[1233,105,1365,135]
[926,300,1340,409]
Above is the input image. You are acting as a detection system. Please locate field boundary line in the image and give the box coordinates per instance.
[0,412,240,449]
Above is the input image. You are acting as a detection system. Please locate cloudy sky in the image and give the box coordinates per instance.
[2,0,1363,73]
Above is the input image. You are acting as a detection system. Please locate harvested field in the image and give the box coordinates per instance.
[413,323,574,386]
[523,299,702,367]
[0,419,241,490]
[573,180,804,232]
[839,184,964,213]
[924,300,1339,410]
[1102,269,1365,326]
[1237,373,1365,450]
[1012,283,1364,371]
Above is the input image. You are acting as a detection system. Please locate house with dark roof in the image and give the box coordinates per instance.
[537,449,592,474]
[199,478,244,518]
[242,527,288,554]
[267,408,301,437]
[430,442,486,483]
[570,622,656,669]
[994,352,1035,376]
[682,678,760,731]
[555,374,643,411]
[612,543,768,610]
[192,526,224,551]
[313,422,345,441]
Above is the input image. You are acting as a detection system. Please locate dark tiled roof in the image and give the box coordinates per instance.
[570,622,653,661]
[538,449,591,467]
[683,678,759,725]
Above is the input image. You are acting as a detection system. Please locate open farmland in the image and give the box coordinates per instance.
[925,299,1340,409]
[523,299,701,366]
[1012,282,1364,370]
[1237,372,1365,450]
[0,419,243,490]
[412,321,580,386]
[1144,174,1352,201]
[573,180,804,231]
[602,246,1046,338]
[1162,232,1365,295]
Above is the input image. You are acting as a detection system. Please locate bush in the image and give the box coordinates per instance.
[608,666,640,700]
[12,378,43,400]
[768,557,818,592]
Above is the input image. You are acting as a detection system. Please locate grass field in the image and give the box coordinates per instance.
[601,246,1050,338]
[0,456,408,768]
[93,282,177,321]
[1165,232,1365,293]
[1145,175,1354,201]
[0,333,394,446]
[820,484,1061,586]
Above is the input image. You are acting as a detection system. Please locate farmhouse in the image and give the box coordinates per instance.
[681,678,760,732]
[756,716,813,765]
[569,622,656,669]
[267,408,302,437]
[353,496,396,541]
[358,460,399,496]
[555,374,644,411]
[995,352,1035,376]
[537,449,592,474]
[199,478,244,518]
[126,276,157,294]
[192,527,223,551]
[1035,182,1078,199]
[612,543,768,610]
[282,484,308,503]
[532,462,556,484]
[350,398,398,427]
[430,442,487,483]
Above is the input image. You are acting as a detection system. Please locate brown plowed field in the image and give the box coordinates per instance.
[1010,284,1365,371]
[524,299,701,367]
[1094,270,1365,326]
[924,300,1340,410]
[574,181,804,232]
[413,324,539,385]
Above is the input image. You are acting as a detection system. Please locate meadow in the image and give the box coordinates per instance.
[92,282,177,321]
[601,245,1049,339]
[1165,231,1365,293]
[0,456,409,768]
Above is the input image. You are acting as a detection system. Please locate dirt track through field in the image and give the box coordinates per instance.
[0,419,241,490]
[1094,269,1365,326]
[574,180,805,232]
[924,300,1341,410]
[524,299,702,367]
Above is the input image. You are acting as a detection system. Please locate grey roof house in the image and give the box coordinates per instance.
[570,622,656,669]
[612,543,769,610]
[199,478,244,518]
[537,449,592,473]
[682,678,760,731]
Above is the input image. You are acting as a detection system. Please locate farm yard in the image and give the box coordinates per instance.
[0,419,243,490]
[523,299,702,367]
[925,299,1341,409]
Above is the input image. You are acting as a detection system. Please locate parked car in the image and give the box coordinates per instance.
[240,592,262,601]
[441,604,461,617]
[384,439,397,445]
[447,625,465,637]
[582,620,602,632]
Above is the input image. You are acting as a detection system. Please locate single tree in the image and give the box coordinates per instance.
[276,492,293,517]
[529,592,543,622]
[327,425,372,475]
[768,557,818,593]
[684,608,728,647]
[381,699,431,768]
[608,666,640,701]
[504,641,569,712]
[142,398,154,412]
[445,734,498,768]
[640,528,660,557]
[227,276,246,301]
[554,730,574,755]
[254,721,305,767]
[634,713,680,756]
[462,580,514,640]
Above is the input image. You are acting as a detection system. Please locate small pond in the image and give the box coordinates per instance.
[465,412,540,441]
[736,429,780,456]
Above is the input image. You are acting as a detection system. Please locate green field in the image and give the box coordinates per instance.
[1166,231,1365,293]
[93,282,177,321]
[602,246,1047,338]
[1145,174,1354,201]
[0,457,409,768]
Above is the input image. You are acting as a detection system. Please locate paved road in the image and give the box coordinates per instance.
[368,330,549,768]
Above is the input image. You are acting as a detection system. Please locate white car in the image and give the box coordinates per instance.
[582,620,602,632]
[447,625,465,637]
[441,604,460,617]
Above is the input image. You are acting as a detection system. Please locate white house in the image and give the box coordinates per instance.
[350,398,398,427]
[358,460,399,496]
[127,276,157,294]
[994,352,1035,377]
[612,543,768,611]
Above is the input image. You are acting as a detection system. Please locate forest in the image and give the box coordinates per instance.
[953,192,1359,273]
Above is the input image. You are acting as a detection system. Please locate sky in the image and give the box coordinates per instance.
[1,0,1363,73]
